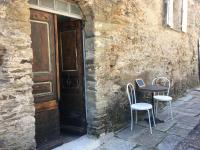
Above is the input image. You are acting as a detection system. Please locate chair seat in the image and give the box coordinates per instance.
[154,95,172,101]
[131,103,152,110]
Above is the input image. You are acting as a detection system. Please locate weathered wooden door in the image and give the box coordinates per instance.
[30,9,60,146]
[58,20,86,134]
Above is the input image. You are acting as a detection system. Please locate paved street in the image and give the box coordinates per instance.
[55,88,200,150]
[95,88,200,150]
[175,122,200,150]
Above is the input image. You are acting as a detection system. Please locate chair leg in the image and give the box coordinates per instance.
[147,110,152,134]
[167,101,170,118]
[135,110,138,124]
[131,109,133,131]
[169,101,173,120]
[151,109,156,127]
[155,100,158,117]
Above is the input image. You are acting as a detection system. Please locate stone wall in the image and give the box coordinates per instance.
[0,0,200,149]
[77,0,200,134]
[0,0,35,149]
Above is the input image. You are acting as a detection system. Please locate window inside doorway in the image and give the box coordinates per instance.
[28,0,83,19]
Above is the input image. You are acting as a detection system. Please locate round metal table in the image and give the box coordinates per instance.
[139,85,168,124]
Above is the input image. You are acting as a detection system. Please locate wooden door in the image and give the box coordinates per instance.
[30,9,60,146]
[58,20,86,134]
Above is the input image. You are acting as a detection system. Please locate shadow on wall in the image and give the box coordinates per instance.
[0,45,8,84]
[171,75,199,98]
[106,86,130,132]
[104,70,153,132]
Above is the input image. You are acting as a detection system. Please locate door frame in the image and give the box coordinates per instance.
[198,38,200,83]
[82,30,88,121]
[30,5,88,137]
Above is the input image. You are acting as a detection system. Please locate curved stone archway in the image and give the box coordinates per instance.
[71,0,103,136]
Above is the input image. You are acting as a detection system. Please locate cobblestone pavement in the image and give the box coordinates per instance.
[95,88,200,150]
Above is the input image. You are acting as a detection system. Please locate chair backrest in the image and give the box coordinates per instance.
[126,83,137,106]
[152,77,170,95]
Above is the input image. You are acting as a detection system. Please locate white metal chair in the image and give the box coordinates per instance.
[126,83,156,134]
[152,77,173,120]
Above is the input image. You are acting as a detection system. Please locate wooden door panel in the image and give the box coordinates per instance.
[30,9,60,147]
[32,82,52,96]
[61,73,80,90]
[31,9,57,103]
[60,30,78,70]
[58,19,86,133]
[31,21,50,72]
[35,106,60,145]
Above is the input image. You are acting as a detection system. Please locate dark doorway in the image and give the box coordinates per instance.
[57,16,87,135]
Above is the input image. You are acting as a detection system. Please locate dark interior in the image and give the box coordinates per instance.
[57,15,87,135]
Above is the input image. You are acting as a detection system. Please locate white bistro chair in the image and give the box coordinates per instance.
[152,77,173,120]
[126,83,156,134]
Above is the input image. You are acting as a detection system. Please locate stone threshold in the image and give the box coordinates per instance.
[53,135,100,150]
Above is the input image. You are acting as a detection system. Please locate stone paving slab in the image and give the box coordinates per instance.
[53,135,100,150]
[177,94,193,102]
[129,129,167,148]
[132,146,156,150]
[96,137,136,150]
[188,103,200,110]
[174,115,200,127]
[175,143,200,150]
[174,108,200,117]
[156,110,179,122]
[137,117,175,132]
[167,125,191,138]
[137,120,156,128]
[156,134,183,150]
[154,120,176,132]
[175,123,194,130]
[190,91,200,97]
[172,100,185,107]
[115,125,145,140]
[175,122,200,150]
